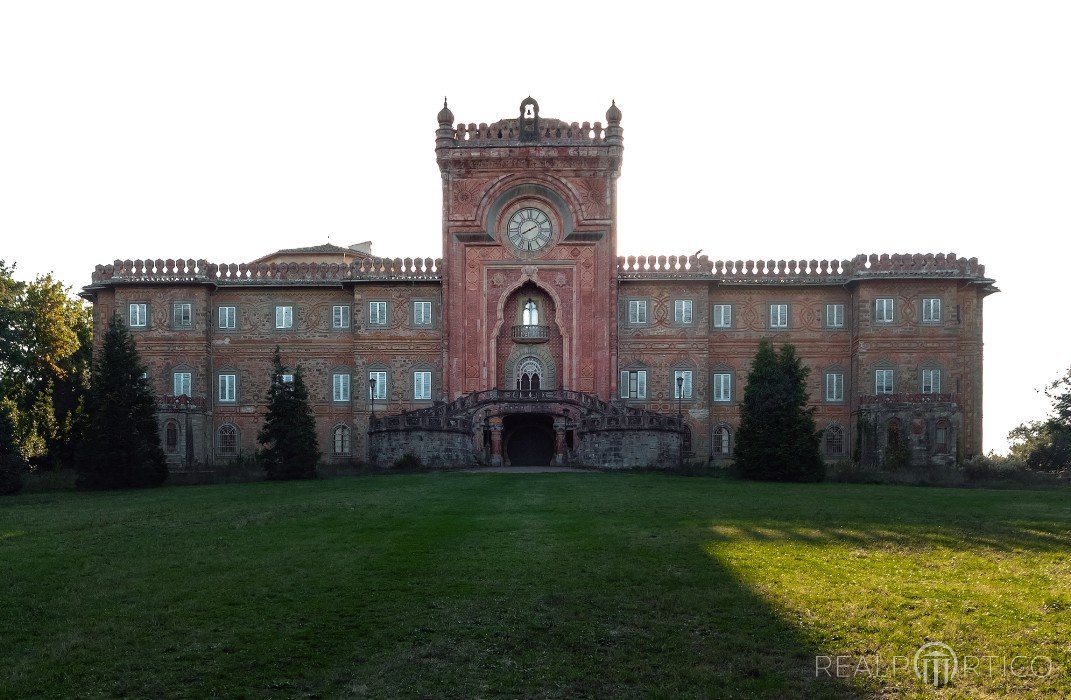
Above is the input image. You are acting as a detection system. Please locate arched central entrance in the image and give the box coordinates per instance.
[503,414,554,466]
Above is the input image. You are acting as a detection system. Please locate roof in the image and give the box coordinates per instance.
[251,243,373,265]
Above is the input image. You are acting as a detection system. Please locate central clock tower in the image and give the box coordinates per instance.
[435,97,624,400]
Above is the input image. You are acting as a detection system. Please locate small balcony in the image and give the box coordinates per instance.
[511,324,549,343]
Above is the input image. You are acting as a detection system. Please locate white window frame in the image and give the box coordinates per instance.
[129,303,147,328]
[172,302,192,328]
[673,370,693,400]
[173,371,192,397]
[412,301,433,326]
[769,303,788,328]
[673,299,693,325]
[712,304,732,329]
[712,426,732,455]
[369,370,387,400]
[712,372,732,402]
[368,301,388,326]
[875,369,894,395]
[922,368,941,394]
[332,305,351,330]
[627,299,648,325]
[275,305,293,329]
[922,298,941,323]
[218,306,236,330]
[619,369,647,399]
[825,372,844,402]
[874,298,894,323]
[413,370,432,400]
[825,303,845,328]
[332,373,351,402]
[217,424,239,457]
[218,374,236,403]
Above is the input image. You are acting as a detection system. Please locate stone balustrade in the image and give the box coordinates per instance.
[90,256,443,285]
[448,118,608,145]
[617,252,989,282]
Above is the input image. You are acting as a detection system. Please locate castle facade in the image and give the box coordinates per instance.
[82,98,997,470]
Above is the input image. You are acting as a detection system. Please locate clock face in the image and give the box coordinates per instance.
[506,207,553,252]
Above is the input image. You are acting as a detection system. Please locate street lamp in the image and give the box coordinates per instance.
[369,377,377,421]
[676,374,685,467]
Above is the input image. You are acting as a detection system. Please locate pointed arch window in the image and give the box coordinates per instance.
[523,299,539,326]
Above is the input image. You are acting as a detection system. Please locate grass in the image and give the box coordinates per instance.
[1,474,1068,698]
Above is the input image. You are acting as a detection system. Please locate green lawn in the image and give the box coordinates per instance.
[1,474,1068,698]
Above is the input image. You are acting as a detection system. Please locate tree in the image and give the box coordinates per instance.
[77,315,167,489]
[258,347,319,480]
[0,399,26,495]
[1008,366,1071,472]
[0,266,92,470]
[735,339,825,482]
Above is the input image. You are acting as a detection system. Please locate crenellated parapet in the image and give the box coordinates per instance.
[447,118,610,146]
[617,252,995,287]
[88,256,443,286]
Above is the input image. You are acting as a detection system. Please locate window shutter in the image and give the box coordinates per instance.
[684,371,692,398]
[637,371,647,399]
[619,371,629,399]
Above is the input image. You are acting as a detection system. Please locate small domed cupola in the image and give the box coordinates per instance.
[437,97,454,126]
[606,99,622,124]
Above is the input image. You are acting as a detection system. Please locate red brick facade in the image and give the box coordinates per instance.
[82,98,997,469]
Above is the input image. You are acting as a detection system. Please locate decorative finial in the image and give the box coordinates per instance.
[437,97,454,126]
[606,99,622,124]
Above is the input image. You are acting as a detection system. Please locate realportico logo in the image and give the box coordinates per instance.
[815,641,1054,687]
[914,642,956,686]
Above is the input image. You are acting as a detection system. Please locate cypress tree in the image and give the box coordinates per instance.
[78,315,167,489]
[735,339,825,482]
[258,347,319,479]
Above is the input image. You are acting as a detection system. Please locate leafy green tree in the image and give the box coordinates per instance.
[1008,366,1071,472]
[258,347,319,480]
[735,339,825,482]
[0,266,92,469]
[0,399,27,495]
[78,315,167,489]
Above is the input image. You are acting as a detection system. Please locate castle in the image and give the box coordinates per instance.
[81,98,998,470]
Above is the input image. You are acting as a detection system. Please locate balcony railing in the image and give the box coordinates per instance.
[511,324,549,342]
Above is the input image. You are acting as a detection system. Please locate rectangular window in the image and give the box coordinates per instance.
[825,303,845,328]
[129,303,147,328]
[874,298,894,323]
[281,373,294,384]
[369,370,387,400]
[414,370,432,400]
[825,372,844,402]
[923,298,941,323]
[673,370,693,399]
[922,368,941,394]
[172,302,192,328]
[712,304,732,328]
[275,305,293,329]
[619,370,647,399]
[627,299,647,325]
[332,373,350,402]
[673,299,693,325]
[332,305,350,329]
[218,306,236,330]
[369,301,387,326]
[769,303,788,328]
[173,372,192,397]
[218,374,236,402]
[713,372,732,402]
[875,369,894,395]
[413,301,433,326]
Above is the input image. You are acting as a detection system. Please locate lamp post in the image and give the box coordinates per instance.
[369,377,377,421]
[676,374,685,467]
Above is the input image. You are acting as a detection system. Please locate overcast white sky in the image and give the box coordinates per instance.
[2,2,1068,453]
